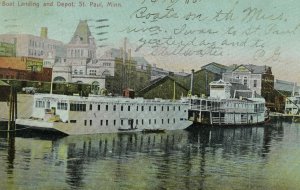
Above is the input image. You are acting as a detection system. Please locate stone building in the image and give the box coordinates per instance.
[52,20,114,92]
[0,27,65,59]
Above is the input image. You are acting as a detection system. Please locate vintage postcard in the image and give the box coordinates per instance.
[0,0,299,189]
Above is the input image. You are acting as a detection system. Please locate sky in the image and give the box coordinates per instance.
[0,0,300,82]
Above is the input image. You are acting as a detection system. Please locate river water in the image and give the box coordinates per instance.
[0,121,300,190]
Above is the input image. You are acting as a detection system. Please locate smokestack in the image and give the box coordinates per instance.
[40,27,48,39]
[190,69,194,95]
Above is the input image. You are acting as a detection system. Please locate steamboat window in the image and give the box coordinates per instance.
[57,102,67,110]
[121,105,123,111]
[113,105,116,111]
[70,103,86,111]
[154,106,156,111]
[35,100,45,108]
[89,104,92,110]
[90,120,92,126]
[106,120,108,126]
[98,105,100,110]
[114,120,116,126]
[121,120,123,125]
[106,105,108,111]
[100,120,103,126]
[128,106,130,111]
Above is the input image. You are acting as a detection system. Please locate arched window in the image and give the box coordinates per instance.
[53,76,66,82]
[102,70,111,77]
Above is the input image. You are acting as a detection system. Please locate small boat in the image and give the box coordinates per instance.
[142,129,165,133]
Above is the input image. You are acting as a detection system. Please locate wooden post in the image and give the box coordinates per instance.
[11,87,15,131]
[7,86,12,131]
[233,111,236,125]
[219,111,221,125]
[14,88,17,120]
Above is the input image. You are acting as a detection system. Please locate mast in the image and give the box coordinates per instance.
[123,37,127,90]
[173,80,176,101]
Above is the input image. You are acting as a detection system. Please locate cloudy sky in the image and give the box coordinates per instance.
[0,0,300,82]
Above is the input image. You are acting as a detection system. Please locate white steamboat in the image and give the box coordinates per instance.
[187,80,268,126]
[16,93,192,135]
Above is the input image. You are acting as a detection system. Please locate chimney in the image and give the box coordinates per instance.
[190,69,194,95]
[40,27,48,39]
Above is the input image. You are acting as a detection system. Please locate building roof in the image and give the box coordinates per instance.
[210,79,231,86]
[201,62,229,75]
[274,79,300,92]
[69,20,93,44]
[227,64,272,74]
[0,57,26,70]
[138,76,188,95]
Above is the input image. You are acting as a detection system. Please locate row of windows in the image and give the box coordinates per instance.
[89,70,96,75]
[35,100,45,108]
[73,69,84,75]
[235,76,258,87]
[57,103,67,110]
[35,101,182,112]
[70,103,86,111]
[84,118,177,126]
[29,40,56,50]
[91,104,181,112]
[70,49,84,58]
[28,49,44,56]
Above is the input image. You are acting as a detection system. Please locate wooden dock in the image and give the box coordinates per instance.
[270,112,300,122]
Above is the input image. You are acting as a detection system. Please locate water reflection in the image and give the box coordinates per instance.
[0,122,299,189]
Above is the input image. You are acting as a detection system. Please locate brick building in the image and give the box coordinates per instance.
[0,57,52,81]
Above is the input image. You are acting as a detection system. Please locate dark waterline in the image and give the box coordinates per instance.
[1,121,300,190]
